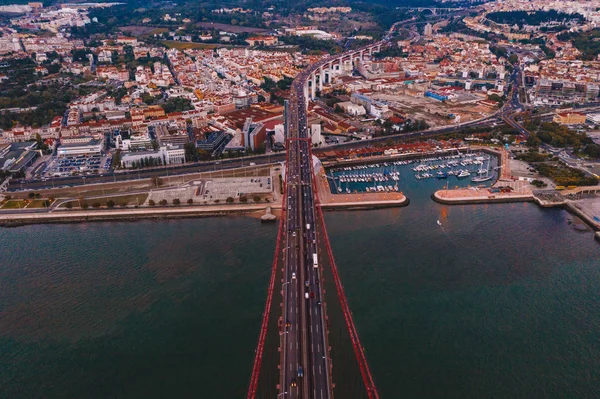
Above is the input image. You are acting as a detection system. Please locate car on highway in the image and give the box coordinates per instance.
[292,272,296,279]
[310,292,315,298]
[290,379,297,387]
[297,366,304,378]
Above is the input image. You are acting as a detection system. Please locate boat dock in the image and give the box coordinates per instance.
[432,181,534,204]
[315,165,408,209]
[432,146,535,204]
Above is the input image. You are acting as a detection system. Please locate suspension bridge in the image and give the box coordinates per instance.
[247,36,394,399]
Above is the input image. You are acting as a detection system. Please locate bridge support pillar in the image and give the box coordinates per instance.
[304,81,309,102]
[311,74,316,99]
[319,68,324,92]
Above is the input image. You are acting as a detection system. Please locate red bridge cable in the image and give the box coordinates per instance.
[308,143,380,399]
[247,143,290,399]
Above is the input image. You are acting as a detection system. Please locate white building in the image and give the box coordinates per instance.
[311,124,323,145]
[336,101,366,116]
[424,23,433,37]
[370,103,389,119]
[272,123,285,143]
[57,137,104,157]
[120,145,185,168]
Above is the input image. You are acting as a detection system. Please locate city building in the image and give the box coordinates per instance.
[196,131,233,156]
[57,136,104,157]
[424,23,433,37]
[553,110,586,125]
[242,118,267,151]
[120,144,185,168]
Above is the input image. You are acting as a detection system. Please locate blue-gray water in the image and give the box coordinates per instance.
[0,177,599,398]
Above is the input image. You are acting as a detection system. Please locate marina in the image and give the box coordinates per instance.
[326,151,499,195]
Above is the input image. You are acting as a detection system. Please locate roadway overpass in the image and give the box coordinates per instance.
[302,42,384,100]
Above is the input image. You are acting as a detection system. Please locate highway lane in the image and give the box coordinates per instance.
[9,154,286,192]
[280,29,403,398]
[294,71,331,398]
[280,71,333,396]
[282,127,304,397]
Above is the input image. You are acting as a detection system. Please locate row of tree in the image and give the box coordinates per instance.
[126,155,166,169]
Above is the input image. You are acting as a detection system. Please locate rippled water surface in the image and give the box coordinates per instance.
[0,181,599,398]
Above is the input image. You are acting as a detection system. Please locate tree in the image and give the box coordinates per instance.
[184,142,198,162]
[148,199,156,206]
[214,199,220,203]
[226,197,234,203]
[82,202,89,209]
[111,150,122,169]
[253,195,261,202]
[239,195,248,203]
[92,202,101,208]
[65,202,73,209]
[187,198,193,204]
[151,176,163,187]
[106,199,115,208]
[161,98,193,114]
[159,199,168,206]
[27,192,35,199]
[173,198,180,205]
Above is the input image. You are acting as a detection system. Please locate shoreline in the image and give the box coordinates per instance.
[0,194,411,226]
[1,147,596,234]
[432,190,600,233]
[0,205,274,227]
[431,192,534,205]
[320,197,410,211]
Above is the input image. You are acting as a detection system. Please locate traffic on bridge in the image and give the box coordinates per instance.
[248,32,392,399]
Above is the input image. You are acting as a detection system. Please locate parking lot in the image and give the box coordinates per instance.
[201,176,272,201]
[43,154,112,178]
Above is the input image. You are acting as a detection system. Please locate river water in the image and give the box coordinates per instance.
[0,175,599,398]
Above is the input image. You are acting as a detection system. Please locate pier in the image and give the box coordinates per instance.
[315,165,408,210]
[432,146,535,204]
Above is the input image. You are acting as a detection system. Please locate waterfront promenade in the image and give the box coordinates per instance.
[433,146,534,204]
[0,203,274,226]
